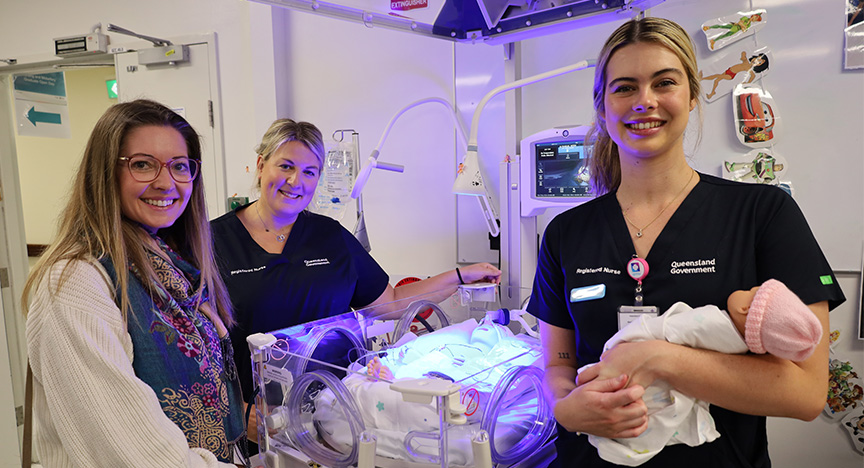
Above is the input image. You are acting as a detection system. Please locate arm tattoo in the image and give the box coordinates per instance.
[557,352,571,359]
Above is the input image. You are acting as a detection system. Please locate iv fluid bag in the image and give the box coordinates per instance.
[313,141,355,222]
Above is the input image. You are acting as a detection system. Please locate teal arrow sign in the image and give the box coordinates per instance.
[26,107,62,126]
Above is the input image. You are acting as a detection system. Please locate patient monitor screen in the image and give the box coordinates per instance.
[535,140,591,198]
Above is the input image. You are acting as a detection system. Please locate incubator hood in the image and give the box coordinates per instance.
[249,0,664,44]
[247,285,555,468]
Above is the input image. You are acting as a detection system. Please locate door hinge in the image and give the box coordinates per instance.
[15,406,23,427]
[208,100,214,128]
[0,267,9,288]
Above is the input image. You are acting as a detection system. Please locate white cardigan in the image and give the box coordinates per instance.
[26,258,235,468]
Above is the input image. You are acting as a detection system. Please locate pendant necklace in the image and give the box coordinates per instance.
[622,169,695,238]
[255,202,287,243]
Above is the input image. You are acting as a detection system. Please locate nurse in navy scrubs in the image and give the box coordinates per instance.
[211,118,500,441]
[527,17,844,468]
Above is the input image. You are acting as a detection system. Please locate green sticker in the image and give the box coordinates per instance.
[820,275,834,285]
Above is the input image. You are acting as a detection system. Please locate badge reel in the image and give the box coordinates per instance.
[618,257,659,329]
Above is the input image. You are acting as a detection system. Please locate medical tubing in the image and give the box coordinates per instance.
[466,59,596,151]
[480,365,555,465]
[284,370,366,467]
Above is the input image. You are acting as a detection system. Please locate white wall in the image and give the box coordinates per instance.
[265,11,464,277]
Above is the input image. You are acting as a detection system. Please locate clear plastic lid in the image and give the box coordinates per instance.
[248,285,553,467]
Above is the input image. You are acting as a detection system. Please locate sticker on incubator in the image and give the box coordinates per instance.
[461,387,480,416]
[570,284,606,303]
[701,9,766,52]
[732,84,779,147]
[699,46,772,102]
[262,363,294,386]
[723,149,786,185]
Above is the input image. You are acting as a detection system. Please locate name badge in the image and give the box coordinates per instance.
[570,284,606,303]
[617,305,659,330]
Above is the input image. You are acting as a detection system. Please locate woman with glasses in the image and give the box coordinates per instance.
[23,99,244,467]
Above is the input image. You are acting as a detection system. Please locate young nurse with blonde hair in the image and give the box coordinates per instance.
[528,17,844,467]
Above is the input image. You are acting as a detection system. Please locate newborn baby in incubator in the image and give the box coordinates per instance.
[312,316,542,465]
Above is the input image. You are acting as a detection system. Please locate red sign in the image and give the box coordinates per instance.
[391,0,428,12]
[461,388,480,416]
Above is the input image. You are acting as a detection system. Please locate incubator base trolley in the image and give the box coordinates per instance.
[247,285,556,468]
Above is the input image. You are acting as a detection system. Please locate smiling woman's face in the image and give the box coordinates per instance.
[117,125,192,232]
[601,42,696,163]
[257,140,321,224]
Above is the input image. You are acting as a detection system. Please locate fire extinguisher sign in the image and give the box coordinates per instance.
[391,0,427,12]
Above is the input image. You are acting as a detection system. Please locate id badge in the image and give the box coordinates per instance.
[617,305,659,330]
[570,284,606,303]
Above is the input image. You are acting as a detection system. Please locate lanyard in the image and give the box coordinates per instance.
[626,256,649,306]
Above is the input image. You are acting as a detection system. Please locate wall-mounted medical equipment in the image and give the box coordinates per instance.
[349,96,503,237]
[500,125,596,309]
[247,285,555,468]
[519,125,593,217]
[453,58,597,239]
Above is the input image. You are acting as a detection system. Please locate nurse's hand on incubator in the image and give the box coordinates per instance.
[361,262,502,321]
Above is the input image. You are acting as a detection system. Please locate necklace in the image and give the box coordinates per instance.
[255,202,287,242]
[621,169,696,239]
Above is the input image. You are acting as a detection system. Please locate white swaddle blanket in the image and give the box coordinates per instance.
[579,302,750,466]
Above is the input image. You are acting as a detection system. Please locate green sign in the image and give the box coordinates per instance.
[105,79,118,99]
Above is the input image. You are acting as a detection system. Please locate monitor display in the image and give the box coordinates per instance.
[535,140,591,198]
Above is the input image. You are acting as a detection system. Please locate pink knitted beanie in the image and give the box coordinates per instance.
[744,279,822,361]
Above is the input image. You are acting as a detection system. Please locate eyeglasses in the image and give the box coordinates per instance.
[119,154,199,183]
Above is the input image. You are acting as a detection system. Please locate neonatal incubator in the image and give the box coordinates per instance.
[247,285,556,468]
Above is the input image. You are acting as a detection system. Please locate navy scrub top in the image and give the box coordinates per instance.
[528,173,845,468]
[212,206,389,400]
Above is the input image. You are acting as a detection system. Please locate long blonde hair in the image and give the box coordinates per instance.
[587,17,703,194]
[22,99,234,327]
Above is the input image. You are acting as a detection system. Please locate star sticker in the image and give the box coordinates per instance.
[376,401,385,412]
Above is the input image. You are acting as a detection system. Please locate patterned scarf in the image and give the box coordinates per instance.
[101,234,245,462]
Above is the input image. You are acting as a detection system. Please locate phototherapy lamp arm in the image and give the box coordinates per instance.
[350,97,469,200]
[452,59,597,237]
